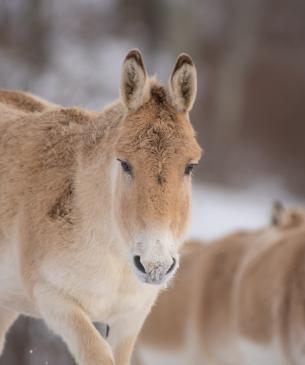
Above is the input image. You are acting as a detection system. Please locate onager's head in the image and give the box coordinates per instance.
[112,50,201,285]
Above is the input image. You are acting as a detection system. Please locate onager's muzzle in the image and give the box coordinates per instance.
[131,234,179,285]
[133,255,177,285]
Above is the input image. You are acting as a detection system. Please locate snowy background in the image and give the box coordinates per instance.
[0,0,305,363]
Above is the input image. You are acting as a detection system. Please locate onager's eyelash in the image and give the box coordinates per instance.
[184,163,198,176]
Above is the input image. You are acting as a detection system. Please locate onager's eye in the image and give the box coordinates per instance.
[117,159,132,175]
[184,163,196,176]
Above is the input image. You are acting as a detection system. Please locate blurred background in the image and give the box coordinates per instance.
[0,0,304,363]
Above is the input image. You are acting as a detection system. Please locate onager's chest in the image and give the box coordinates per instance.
[42,240,157,323]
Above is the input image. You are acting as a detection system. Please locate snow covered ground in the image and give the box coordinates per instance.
[188,181,305,241]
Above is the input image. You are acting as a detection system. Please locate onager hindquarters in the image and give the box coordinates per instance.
[0,50,201,365]
[136,205,305,365]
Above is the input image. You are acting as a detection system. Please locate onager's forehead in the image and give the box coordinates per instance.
[117,87,201,163]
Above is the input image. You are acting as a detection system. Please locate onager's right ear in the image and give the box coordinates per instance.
[169,53,197,112]
[120,49,148,111]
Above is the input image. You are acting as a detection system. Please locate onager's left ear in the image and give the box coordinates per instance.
[120,49,148,111]
[169,53,197,112]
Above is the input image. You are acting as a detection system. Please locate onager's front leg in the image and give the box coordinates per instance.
[108,299,157,365]
[114,336,137,365]
[35,286,114,365]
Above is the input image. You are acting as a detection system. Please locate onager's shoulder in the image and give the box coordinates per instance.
[0,90,57,113]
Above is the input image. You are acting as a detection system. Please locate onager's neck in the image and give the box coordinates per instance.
[74,101,126,249]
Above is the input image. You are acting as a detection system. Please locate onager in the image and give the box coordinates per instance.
[0,49,201,365]
[136,204,305,365]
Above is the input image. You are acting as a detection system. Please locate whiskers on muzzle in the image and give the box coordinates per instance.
[132,254,178,285]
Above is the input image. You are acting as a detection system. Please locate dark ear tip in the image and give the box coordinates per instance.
[175,53,193,69]
[178,53,193,64]
[124,49,144,67]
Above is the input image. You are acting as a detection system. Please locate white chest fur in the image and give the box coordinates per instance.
[41,235,158,324]
[0,227,35,314]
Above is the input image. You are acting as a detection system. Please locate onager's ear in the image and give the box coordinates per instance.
[271,201,285,226]
[271,201,305,229]
[120,49,148,111]
[169,53,197,112]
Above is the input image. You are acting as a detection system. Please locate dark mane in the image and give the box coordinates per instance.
[150,85,167,105]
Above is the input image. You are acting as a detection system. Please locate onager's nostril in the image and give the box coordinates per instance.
[133,255,146,274]
[166,257,176,275]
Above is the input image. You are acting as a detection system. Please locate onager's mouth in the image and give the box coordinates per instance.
[132,255,177,285]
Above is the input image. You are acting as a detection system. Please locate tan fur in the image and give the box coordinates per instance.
[0,50,201,365]
[136,206,305,365]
